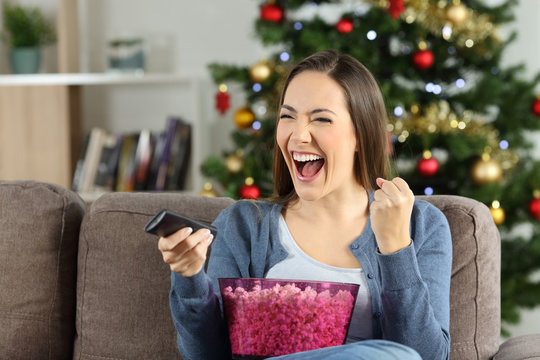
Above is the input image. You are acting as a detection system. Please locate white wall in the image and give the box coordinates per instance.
[1,0,539,336]
[77,0,267,154]
[485,0,540,338]
[493,0,540,159]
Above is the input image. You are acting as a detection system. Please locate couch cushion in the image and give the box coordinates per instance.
[73,192,234,360]
[494,334,540,360]
[0,180,85,360]
[420,195,500,360]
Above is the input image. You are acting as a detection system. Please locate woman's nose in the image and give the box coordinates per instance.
[290,120,311,144]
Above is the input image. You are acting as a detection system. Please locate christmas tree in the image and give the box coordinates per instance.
[201,0,540,333]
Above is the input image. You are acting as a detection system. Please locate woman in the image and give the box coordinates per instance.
[159,50,452,359]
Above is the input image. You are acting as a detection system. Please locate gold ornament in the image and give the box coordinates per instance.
[471,153,503,185]
[199,182,218,197]
[225,152,244,173]
[234,106,256,129]
[489,200,505,225]
[364,0,495,48]
[249,60,272,83]
[446,3,468,24]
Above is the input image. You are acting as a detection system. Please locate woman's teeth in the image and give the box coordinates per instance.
[293,153,322,162]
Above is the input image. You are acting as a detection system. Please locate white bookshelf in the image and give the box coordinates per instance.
[0,73,206,194]
[0,73,194,86]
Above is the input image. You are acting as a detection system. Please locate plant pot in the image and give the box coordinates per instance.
[9,47,41,74]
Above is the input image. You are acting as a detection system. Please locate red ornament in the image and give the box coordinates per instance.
[240,184,260,199]
[532,98,540,117]
[215,89,230,115]
[388,0,405,20]
[412,49,435,70]
[417,156,439,177]
[530,198,540,219]
[336,18,354,34]
[260,3,284,23]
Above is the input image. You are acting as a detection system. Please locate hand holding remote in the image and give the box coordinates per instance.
[157,226,213,277]
[145,209,216,277]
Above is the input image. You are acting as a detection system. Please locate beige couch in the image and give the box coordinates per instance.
[1,180,539,359]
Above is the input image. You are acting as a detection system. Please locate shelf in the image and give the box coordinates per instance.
[0,73,195,86]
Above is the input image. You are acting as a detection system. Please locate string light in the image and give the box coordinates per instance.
[252,83,262,92]
[254,104,267,116]
[294,22,303,30]
[425,83,442,95]
[363,0,496,48]
[424,187,434,196]
[499,140,509,150]
[252,121,262,131]
[280,52,290,62]
[367,30,377,40]
[442,25,452,40]
[456,78,465,88]
[394,106,404,116]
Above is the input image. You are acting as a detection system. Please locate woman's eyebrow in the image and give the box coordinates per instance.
[280,104,296,113]
[280,104,336,115]
[310,108,336,116]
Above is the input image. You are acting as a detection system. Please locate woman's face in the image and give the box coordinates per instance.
[276,71,359,202]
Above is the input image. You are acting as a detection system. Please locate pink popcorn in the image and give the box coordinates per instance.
[219,278,359,358]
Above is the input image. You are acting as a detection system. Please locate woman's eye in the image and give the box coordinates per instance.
[280,113,294,119]
[315,117,332,123]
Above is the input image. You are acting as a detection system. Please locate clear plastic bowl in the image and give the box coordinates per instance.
[219,278,359,359]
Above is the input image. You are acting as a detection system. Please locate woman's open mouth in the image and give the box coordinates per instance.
[292,151,325,181]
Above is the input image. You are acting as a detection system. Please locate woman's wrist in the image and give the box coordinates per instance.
[377,237,412,255]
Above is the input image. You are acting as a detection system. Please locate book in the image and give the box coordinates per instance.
[77,128,108,193]
[71,133,90,192]
[115,133,139,192]
[134,129,155,191]
[94,134,123,192]
[72,115,191,194]
[153,117,180,191]
[147,132,165,191]
[166,118,191,191]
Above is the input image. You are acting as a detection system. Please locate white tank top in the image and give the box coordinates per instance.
[265,215,373,342]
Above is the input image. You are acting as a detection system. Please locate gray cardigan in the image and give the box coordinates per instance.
[170,194,452,360]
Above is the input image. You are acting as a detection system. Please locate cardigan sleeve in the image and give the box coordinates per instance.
[376,201,452,360]
[170,205,246,360]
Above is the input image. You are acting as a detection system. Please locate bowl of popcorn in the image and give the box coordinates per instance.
[219,278,359,359]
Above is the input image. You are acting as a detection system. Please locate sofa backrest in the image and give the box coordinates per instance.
[419,195,500,360]
[73,192,233,360]
[0,181,85,360]
[75,192,501,360]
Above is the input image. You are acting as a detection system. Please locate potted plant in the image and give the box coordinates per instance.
[1,3,56,74]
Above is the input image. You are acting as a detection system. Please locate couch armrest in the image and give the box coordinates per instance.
[493,334,540,360]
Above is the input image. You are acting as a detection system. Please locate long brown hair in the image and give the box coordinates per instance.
[272,50,390,207]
